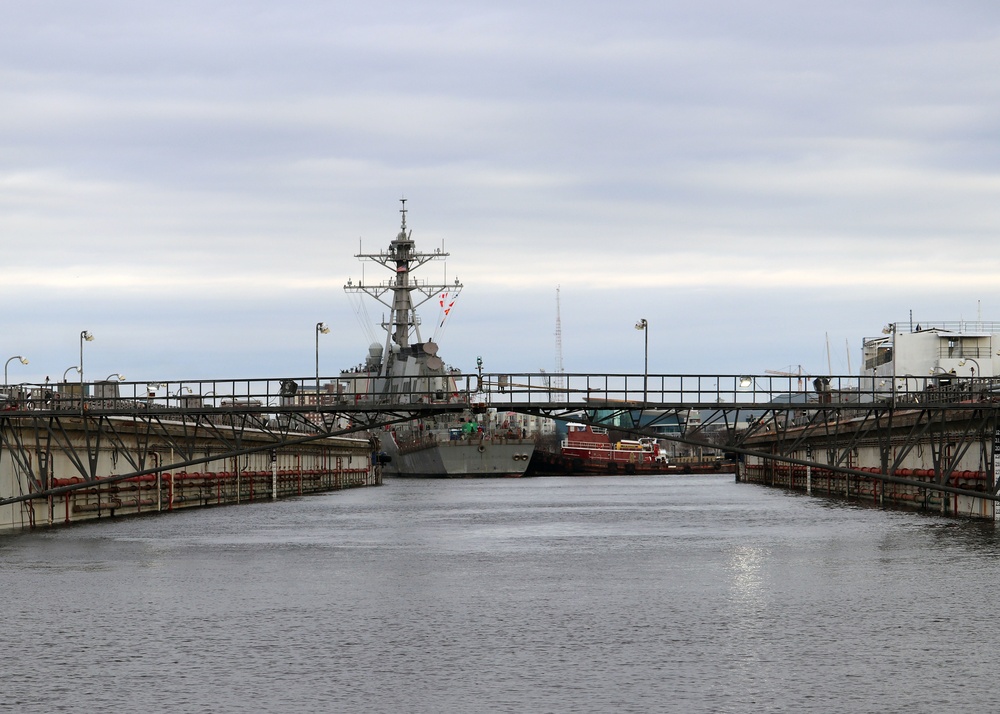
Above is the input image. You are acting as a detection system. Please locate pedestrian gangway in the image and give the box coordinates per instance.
[2,371,998,506]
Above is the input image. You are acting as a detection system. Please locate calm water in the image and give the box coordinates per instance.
[3,475,1000,713]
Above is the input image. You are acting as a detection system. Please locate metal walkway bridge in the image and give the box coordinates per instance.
[2,371,998,506]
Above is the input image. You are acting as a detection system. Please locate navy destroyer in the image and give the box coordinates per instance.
[341,200,534,477]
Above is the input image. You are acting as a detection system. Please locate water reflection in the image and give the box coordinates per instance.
[727,543,770,608]
[4,476,1000,713]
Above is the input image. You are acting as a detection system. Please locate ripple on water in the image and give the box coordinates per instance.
[3,475,1000,713]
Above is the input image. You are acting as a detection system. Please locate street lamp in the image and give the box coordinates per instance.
[635,318,648,402]
[958,358,980,378]
[79,330,94,385]
[167,386,192,407]
[105,373,125,382]
[4,355,28,385]
[63,366,80,382]
[316,322,330,406]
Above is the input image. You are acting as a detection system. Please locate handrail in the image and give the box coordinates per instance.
[1,372,997,418]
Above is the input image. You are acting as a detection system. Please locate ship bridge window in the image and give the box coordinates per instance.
[865,347,892,370]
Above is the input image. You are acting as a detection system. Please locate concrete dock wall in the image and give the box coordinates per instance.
[0,422,380,532]
[740,460,992,519]
[739,409,995,519]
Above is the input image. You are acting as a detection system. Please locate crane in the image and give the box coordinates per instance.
[765,365,808,391]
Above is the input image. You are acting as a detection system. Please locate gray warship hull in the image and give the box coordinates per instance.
[382,435,533,478]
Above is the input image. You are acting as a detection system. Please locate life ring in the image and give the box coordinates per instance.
[478,444,486,453]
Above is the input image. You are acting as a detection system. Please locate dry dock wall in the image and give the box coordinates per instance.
[739,461,992,519]
[0,421,380,532]
[739,410,995,520]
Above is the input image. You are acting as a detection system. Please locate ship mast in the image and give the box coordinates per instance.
[389,199,416,349]
[344,199,462,374]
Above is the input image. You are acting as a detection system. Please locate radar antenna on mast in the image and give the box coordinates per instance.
[344,199,462,375]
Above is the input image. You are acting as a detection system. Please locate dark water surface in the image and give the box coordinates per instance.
[3,475,1000,713]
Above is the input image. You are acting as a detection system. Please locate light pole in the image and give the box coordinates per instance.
[79,330,94,386]
[316,322,330,407]
[63,366,80,382]
[635,318,648,402]
[105,373,125,382]
[739,375,761,402]
[959,358,980,378]
[167,386,192,407]
[4,355,28,385]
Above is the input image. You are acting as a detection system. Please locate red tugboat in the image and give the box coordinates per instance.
[529,424,671,475]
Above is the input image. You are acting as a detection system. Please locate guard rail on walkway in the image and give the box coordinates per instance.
[3,372,996,417]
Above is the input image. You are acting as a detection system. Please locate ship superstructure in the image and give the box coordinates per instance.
[341,201,533,477]
[860,320,998,396]
[345,199,461,387]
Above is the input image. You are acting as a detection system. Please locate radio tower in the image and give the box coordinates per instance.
[554,285,566,400]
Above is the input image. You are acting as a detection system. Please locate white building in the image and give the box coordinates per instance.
[860,320,997,395]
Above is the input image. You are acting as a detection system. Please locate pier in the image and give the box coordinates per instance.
[3,369,1000,526]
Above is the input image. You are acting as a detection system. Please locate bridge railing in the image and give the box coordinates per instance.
[477,372,1000,409]
[1,375,479,417]
[2,372,997,417]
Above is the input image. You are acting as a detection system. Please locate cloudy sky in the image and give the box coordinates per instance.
[2,1,999,385]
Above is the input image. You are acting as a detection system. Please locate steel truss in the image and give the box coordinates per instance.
[2,372,998,506]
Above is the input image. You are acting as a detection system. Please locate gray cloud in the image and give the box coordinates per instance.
[2,0,999,383]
